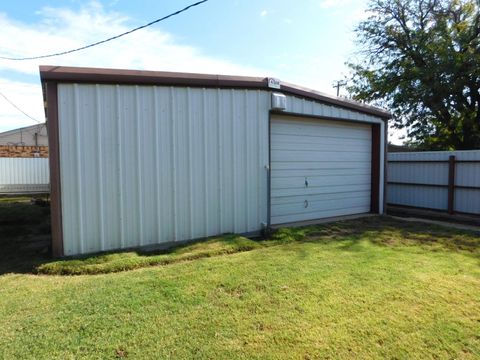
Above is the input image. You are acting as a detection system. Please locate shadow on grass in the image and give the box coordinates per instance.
[0,201,52,275]
[270,216,480,258]
[0,201,261,276]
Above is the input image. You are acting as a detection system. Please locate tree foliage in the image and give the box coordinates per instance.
[348,0,480,150]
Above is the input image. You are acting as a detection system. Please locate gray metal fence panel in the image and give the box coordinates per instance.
[0,158,50,194]
[387,150,480,215]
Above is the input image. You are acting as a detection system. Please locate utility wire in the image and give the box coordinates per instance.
[0,0,209,61]
[0,91,42,123]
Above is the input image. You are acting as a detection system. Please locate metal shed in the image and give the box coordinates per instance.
[40,65,390,257]
[0,123,48,146]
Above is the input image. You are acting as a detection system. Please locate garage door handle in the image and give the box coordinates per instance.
[305,177,308,187]
[304,200,309,208]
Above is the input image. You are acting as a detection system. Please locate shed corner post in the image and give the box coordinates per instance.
[383,118,388,215]
[447,155,456,215]
[370,123,381,214]
[45,81,64,257]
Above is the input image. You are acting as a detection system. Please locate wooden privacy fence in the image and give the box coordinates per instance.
[387,150,480,215]
[0,158,50,194]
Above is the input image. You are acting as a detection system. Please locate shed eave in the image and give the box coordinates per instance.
[39,65,391,119]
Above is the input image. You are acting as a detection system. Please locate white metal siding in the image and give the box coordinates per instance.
[388,150,480,214]
[0,158,50,193]
[270,115,372,224]
[57,84,270,255]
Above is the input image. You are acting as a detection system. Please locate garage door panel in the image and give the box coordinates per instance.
[271,190,371,206]
[271,128,370,140]
[271,161,371,171]
[271,174,371,189]
[272,184,371,198]
[271,168,371,178]
[272,195,370,215]
[271,150,371,163]
[272,128,371,140]
[271,134,371,147]
[272,119,372,137]
[271,206,370,225]
[270,115,372,225]
[271,142,372,153]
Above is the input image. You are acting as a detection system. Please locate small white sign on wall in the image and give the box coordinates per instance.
[268,78,281,89]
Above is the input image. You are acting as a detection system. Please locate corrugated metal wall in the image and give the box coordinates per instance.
[388,150,480,214]
[0,158,50,193]
[58,84,271,255]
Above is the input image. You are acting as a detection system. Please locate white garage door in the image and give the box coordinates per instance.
[270,115,372,225]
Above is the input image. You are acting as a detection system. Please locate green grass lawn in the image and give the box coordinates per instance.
[0,205,479,359]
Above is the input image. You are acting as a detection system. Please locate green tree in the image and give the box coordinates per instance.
[348,0,480,150]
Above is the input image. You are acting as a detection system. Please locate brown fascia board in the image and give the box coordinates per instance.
[39,65,391,119]
[39,65,267,89]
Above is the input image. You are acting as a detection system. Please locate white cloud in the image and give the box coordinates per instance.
[0,79,44,132]
[0,1,267,131]
[0,3,264,76]
[260,10,268,17]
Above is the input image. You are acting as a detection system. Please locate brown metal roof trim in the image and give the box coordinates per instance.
[39,65,391,119]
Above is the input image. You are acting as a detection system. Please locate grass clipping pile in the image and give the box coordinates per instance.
[37,235,261,275]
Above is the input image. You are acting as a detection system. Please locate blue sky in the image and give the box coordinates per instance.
[0,0,402,142]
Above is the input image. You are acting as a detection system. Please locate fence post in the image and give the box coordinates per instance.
[447,155,456,214]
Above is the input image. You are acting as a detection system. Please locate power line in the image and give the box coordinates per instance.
[0,0,209,61]
[0,91,42,123]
